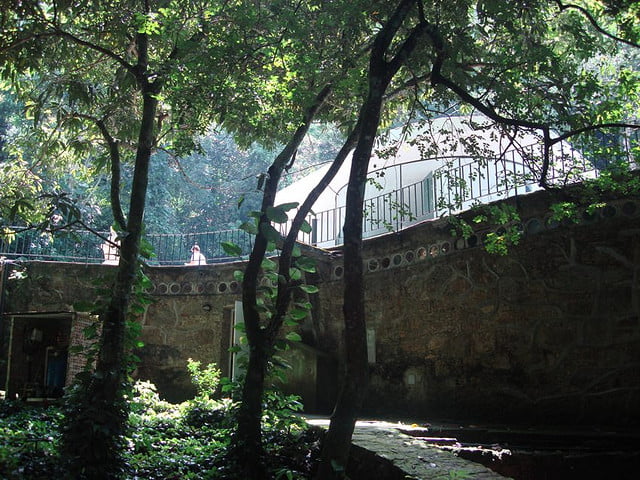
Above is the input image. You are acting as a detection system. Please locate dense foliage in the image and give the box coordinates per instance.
[0,90,342,234]
[0,365,318,480]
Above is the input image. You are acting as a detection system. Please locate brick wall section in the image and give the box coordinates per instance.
[66,314,101,386]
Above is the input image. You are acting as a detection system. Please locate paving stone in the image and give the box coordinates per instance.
[309,419,512,479]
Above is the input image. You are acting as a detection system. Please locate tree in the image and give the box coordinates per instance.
[313,0,639,478]
[1,2,208,476]
[1,1,637,479]
[226,2,376,476]
[314,1,431,476]
[0,1,317,477]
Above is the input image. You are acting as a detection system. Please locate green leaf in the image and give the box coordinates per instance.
[257,285,277,298]
[275,202,299,212]
[292,244,302,257]
[130,303,146,314]
[299,284,319,294]
[300,220,313,234]
[266,206,289,223]
[68,345,84,355]
[289,308,308,320]
[294,301,312,310]
[261,257,277,271]
[234,270,245,282]
[285,331,302,342]
[221,241,243,257]
[295,256,316,273]
[274,339,290,352]
[289,267,302,281]
[265,272,279,283]
[239,220,258,235]
[260,223,281,242]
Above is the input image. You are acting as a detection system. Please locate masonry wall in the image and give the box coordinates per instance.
[2,189,639,426]
[0,260,248,403]
[315,191,640,426]
[134,263,244,402]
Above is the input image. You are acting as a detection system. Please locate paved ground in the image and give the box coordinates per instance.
[307,419,511,479]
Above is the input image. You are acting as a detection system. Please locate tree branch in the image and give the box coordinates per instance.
[552,122,640,144]
[427,27,640,189]
[55,29,135,74]
[554,1,640,49]
[73,113,127,231]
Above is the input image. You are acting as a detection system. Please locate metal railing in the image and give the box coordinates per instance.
[0,228,254,265]
[2,130,637,261]
[284,129,639,247]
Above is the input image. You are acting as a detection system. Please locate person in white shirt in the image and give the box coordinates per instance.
[185,244,206,265]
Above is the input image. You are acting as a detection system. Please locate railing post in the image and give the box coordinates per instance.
[311,217,317,246]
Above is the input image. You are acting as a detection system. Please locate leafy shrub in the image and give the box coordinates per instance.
[1,361,319,479]
[129,379,174,416]
[0,404,64,479]
[181,397,236,429]
[186,358,222,400]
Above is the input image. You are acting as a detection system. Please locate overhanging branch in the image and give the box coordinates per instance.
[554,1,640,49]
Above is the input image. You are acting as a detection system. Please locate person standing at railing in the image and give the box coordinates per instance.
[185,244,206,265]
[101,227,120,265]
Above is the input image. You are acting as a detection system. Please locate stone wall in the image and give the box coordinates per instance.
[315,191,640,425]
[1,189,639,425]
[0,261,245,402]
[134,263,244,402]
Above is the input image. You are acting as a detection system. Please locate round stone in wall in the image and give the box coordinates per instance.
[526,218,543,234]
[602,204,617,218]
[333,265,344,279]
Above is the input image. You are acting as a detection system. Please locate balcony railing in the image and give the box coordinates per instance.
[1,129,637,262]
[283,129,639,247]
[0,228,254,265]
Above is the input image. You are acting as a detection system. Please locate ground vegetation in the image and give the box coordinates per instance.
[0,364,319,480]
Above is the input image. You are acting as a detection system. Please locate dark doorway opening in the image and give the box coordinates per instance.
[6,314,72,401]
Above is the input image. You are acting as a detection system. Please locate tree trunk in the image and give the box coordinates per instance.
[313,81,385,480]
[61,51,160,478]
[232,86,331,479]
[314,1,426,478]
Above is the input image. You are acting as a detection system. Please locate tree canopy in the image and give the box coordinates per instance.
[0,1,638,479]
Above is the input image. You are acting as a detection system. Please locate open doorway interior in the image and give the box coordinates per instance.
[6,314,72,401]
